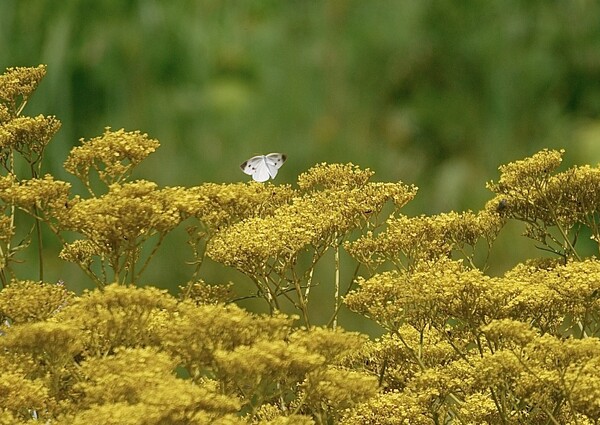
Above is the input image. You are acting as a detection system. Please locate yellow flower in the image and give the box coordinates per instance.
[489,148,564,192]
[64,127,160,187]
[0,115,61,155]
[458,392,501,424]
[0,65,46,104]
[345,258,506,331]
[57,181,185,276]
[346,210,501,270]
[297,162,374,190]
[54,283,178,356]
[179,280,233,305]
[0,174,71,213]
[182,182,296,233]
[0,280,73,323]
[0,104,11,123]
[342,390,431,425]
[0,371,49,421]
[208,167,415,276]
[303,367,378,418]
[61,348,241,425]
[157,300,293,379]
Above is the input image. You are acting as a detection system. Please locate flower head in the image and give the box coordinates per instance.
[64,128,160,186]
[0,65,46,105]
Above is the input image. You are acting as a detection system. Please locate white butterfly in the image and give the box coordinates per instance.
[240,153,287,182]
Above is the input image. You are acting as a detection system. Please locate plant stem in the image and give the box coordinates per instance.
[333,242,340,330]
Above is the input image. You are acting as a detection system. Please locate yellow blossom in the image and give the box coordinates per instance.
[489,148,564,192]
[181,182,296,232]
[58,239,100,267]
[0,104,11,123]
[0,65,46,105]
[0,370,50,420]
[55,181,188,283]
[0,280,73,323]
[342,390,431,425]
[208,170,414,275]
[0,174,71,213]
[54,283,178,356]
[344,258,508,331]
[457,392,501,424]
[0,115,61,160]
[0,214,13,244]
[346,210,502,271]
[302,367,378,419]
[346,328,458,390]
[297,162,375,191]
[288,327,368,364]
[157,300,294,379]
[73,347,240,414]
[63,127,160,187]
[486,148,600,258]
[179,279,233,305]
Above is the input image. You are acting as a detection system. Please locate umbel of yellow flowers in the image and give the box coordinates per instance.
[2,65,600,424]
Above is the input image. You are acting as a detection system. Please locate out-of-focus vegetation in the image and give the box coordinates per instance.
[2,1,600,296]
[3,1,600,192]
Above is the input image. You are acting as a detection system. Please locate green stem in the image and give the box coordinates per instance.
[333,241,340,330]
[537,181,581,260]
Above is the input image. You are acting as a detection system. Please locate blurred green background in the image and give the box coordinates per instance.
[3,1,600,328]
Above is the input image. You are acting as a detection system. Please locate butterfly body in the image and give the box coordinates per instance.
[241,153,287,182]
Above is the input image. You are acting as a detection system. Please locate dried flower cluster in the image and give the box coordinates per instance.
[2,65,600,424]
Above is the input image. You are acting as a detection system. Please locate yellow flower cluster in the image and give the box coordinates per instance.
[346,326,458,390]
[0,65,68,286]
[476,320,600,423]
[346,210,503,271]
[65,347,242,424]
[0,364,49,424]
[297,162,375,190]
[342,390,431,425]
[54,283,178,356]
[346,258,499,331]
[182,182,296,233]
[63,127,160,188]
[0,280,72,323]
[343,256,600,423]
[0,114,61,159]
[0,105,10,124]
[487,148,600,258]
[302,367,377,421]
[207,165,415,275]
[157,301,294,380]
[0,174,71,213]
[0,65,46,106]
[61,180,182,241]
[0,283,375,423]
[55,181,188,283]
[179,279,233,305]
[0,215,13,244]
[492,148,565,190]
[206,164,415,321]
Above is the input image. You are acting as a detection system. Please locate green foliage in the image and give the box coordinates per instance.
[4,66,600,424]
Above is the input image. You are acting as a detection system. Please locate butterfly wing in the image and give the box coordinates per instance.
[240,155,264,175]
[241,153,286,182]
[240,155,270,182]
[264,153,287,179]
